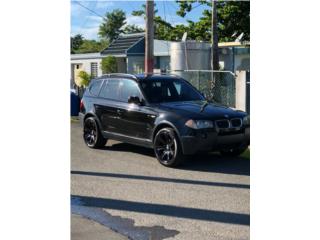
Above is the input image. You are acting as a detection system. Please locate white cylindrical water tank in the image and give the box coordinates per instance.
[170,41,211,71]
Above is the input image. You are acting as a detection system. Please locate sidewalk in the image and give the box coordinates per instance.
[71,214,128,240]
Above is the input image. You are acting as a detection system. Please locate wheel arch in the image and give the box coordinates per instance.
[83,112,103,131]
[152,121,181,144]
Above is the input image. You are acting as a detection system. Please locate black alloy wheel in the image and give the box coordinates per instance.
[83,117,107,148]
[154,128,184,167]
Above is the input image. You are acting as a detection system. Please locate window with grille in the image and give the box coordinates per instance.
[90,62,98,78]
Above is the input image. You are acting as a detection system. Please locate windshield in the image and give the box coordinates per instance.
[140,78,205,103]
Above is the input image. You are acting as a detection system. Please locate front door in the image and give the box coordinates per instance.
[117,79,156,140]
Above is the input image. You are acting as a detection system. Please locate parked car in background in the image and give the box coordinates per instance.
[79,73,250,167]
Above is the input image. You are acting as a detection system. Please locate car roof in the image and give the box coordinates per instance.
[96,73,181,82]
[135,74,182,81]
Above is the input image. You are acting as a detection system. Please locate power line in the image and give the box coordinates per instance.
[73,1,104,19]
[79,0,98,29]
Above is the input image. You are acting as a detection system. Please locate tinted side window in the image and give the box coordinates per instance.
[89,80,102,96]
[99,79,120,100]
[119,79,142,102]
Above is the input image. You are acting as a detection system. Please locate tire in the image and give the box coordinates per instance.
[154,127,185,167]
[83,117,107,148]
[220,146,248,157]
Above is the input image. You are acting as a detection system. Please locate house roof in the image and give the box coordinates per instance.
[100,33,144,56]
[71,52,103,60]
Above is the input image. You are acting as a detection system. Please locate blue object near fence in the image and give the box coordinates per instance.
[71,92,80,116]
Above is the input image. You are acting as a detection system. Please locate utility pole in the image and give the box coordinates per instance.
[211,0,219,70]
[145,0,154,74]
[211,0,220,102]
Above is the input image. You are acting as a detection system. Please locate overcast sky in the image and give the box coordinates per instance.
[71,0,209,40]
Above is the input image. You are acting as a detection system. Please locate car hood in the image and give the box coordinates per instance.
[157,100,246,119]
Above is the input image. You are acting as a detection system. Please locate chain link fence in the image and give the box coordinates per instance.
[72,70,237,108]
[167,70,236,107]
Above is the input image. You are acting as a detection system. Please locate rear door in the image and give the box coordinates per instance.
[95,79,123,134]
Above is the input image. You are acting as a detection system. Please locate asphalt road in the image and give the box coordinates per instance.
[71,121,250,240]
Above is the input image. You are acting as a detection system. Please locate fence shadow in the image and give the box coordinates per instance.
[71,170,250,189]
[71,195,250,226]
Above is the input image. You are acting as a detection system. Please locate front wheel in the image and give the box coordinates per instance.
[220,146,248,157]
[83,117,107,148]
[154,128,185,167]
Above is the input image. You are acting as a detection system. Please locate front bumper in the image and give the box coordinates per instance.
[180,127,250,155]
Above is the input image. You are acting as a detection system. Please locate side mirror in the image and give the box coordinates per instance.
[128,96,142,105]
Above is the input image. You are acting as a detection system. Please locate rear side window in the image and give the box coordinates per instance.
[99,79,120,100]
[88,80,102,96]
[119,79,142,102]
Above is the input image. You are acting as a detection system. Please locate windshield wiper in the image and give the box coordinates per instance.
[200,100,209,112]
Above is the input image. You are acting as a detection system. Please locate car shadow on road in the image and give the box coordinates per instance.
[181,153,250,176]
[99,142,250,176]
[101,142,155,157]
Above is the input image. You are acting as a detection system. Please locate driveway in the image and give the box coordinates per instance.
[71,121,250,240]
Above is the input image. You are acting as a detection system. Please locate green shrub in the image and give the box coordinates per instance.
[75,70,91,87]
[101,56,118,74]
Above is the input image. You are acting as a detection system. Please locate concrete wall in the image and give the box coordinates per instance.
[170,42,211,71]
[235,70,250,113]
[159,56,170,70]
[216,47,250,72]
[234,54,250,71]
[219,48,233,71]
[70,58,103,83]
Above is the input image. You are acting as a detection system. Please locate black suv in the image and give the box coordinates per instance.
[79,73,250,167]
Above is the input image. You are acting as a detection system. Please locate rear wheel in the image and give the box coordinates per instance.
[83,117,107,148]
[154,128,184,167]
[220,146,248,157]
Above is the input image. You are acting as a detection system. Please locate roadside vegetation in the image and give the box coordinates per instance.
[71,1,249,54]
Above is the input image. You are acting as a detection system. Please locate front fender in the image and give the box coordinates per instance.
[152,119,184,143]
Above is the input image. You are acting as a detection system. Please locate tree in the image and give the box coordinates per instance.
[71,34,84,53]
[123,24,144,34]
[99,9,126,42]
[75,39,109,53]
[75,70,91,87]
[175,0,250,42]
[217,1,250,42]
[101,56,118,74]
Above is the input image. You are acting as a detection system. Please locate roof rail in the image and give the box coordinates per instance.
[100,73,138,80]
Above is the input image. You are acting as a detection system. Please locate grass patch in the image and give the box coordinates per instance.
[71,116,79,123]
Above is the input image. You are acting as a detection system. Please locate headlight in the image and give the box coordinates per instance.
[185,119,214,129]
[243,115,250,126]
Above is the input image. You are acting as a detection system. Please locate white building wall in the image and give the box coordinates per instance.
[70,58,103,78]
